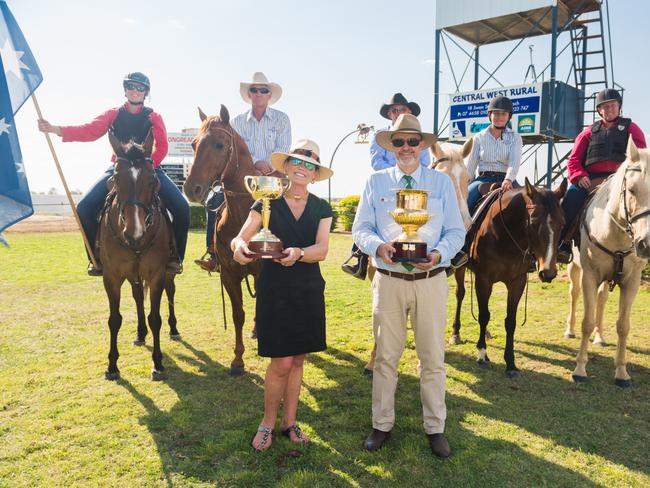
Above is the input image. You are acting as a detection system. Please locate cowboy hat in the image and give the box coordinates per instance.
[240,72,282,105]
[271,139,333,182]
[380,93,421,119]
[376,114,437,151]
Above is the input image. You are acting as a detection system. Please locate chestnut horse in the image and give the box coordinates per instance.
[452,179,567,377]
[571,139,650,387]
[183,105,260,376]
[100,131,178,381]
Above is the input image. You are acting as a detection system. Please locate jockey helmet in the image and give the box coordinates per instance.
[488,96,513,116]
[123,72,150,93]
[595,88,622,108]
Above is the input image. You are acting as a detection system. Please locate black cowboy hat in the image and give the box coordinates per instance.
[380,93,421,119]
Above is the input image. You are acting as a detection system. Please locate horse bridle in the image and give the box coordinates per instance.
[497,190,538,263]
[200,125,240,206]
[617,166,650,236]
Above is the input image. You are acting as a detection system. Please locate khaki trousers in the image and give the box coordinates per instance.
[371,271,448,434]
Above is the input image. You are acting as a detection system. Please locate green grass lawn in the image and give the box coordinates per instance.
[1,231,649,487]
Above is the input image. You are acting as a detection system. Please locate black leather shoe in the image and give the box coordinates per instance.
[87,262,102,277]
[166,258,183,275]
[342,253,368,280]
[557,242,573,264]
[363,428,391,451]
[427,433,450,459]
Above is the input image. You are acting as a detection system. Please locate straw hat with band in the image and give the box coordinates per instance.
[380,93,421,119]
[376,114,437,151]
[271,139,333,182]
[240,71,283,105]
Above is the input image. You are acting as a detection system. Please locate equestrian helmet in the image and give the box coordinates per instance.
[595,88,622,108]
[488,96,513,115]
[123,72,150,92]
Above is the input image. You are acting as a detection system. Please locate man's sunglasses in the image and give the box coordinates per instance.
[125,82,147,92]
[391,137,422,148]
[249,87,270,94]
[287,157,317,171]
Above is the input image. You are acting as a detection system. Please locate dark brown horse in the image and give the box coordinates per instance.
[100,131,178,381]
[450,178,567,377]
[183,105,260,376]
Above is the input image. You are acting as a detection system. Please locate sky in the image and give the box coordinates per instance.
[7,0,649,200]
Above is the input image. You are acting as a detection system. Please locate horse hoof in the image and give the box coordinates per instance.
[229,366,244,377]
[476,359,491,369]
[614,378,632,388]
[169,334,181,341]
[572,374,588,383]
[564,333,576,339]
[105,371,120,381]
[506,369,520,379]
[133,338,145,346]
[363,368,373,378]
[448,335,461,345]
[151,369,167,381]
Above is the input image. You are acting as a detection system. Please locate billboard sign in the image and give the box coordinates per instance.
[167,130,198,158]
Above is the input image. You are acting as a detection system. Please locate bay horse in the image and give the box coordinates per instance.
[362,139,473,375]
[571,138,650,387]
[183,105,260,376]
[452,178,567,377]
[100,131,178,381]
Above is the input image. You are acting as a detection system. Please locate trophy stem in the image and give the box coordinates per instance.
[262,198,271,232]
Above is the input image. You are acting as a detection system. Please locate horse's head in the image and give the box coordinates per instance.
[108,130,159,247]
[617,138,650,258]
[184,105,251,204]
[521,177,567,282]
[431,139,473,229]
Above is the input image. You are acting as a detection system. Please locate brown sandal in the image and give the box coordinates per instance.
[281,424,309,445]
[251,425,273,452]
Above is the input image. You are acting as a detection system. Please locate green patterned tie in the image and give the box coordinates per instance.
[401,175,415,271]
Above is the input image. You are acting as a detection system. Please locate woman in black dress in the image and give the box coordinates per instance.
[232,139,333,452]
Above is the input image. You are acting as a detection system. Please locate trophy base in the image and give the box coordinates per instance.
[248,240,285,259]
[393,242,429,263]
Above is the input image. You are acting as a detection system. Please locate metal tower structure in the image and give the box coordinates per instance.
[433,0,621,187]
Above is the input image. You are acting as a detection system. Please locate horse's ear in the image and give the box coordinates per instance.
[431,142,444,159]
[198,107,207,122]
[524,177,535,196]
[554,177,568,200]
[627,136,640,163]
[108,130,125,157]
[143,129,154,157]
[461,137,473,158]
[219,104,230,125]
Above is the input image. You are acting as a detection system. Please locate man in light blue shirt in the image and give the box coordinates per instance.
[353,114,464,459]
[370,92,431,171]
[195,72,291,272]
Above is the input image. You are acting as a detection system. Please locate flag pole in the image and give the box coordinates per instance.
[31,93,98,268]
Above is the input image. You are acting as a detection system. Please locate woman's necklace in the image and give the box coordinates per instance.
[286,191,309,201]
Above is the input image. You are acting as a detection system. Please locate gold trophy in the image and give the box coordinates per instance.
[244,175,290,258]
[389,189,431,262]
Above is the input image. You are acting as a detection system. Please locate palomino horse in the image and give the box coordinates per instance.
[362,139,473,375]
[183,105,260,376]
[571,138,650,387]
[453,179,567,377]
[100,131,178,381]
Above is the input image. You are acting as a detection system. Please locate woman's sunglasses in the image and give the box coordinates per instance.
[249,87,270,94]
[125,82,147,92]
[391,137,422,148]
[287,157,317,171]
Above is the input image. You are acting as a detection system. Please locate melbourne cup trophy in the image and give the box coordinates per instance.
[244,175,290,259]
[389,188,431,262]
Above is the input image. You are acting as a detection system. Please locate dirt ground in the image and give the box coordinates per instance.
[6,214,79,233]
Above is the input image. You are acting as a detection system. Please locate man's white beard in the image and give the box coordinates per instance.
[397,155,417,167]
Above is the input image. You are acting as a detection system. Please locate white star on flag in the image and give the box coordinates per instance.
[0,38,29,78]
[0,117,11,135]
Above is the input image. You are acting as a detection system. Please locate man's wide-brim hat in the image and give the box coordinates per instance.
[271,138,333,182]
[240,71,282,105]
[376,114,437,151]
[380,92,421,119]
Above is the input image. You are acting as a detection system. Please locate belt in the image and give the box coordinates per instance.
[376,267,445,281]
[478,171,506,178]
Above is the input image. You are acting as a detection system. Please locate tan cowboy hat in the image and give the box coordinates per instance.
[376,114,437,151]
[240,71,282,105]
[271,139,333,182]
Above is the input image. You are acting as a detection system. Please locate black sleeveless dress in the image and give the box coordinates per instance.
[252,194,332,357]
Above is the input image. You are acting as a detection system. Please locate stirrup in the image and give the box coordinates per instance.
[557,242,573,264]
[194,251,220,273]
[87,261,102,277]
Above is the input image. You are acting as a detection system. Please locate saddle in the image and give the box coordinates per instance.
[564,175,611,247]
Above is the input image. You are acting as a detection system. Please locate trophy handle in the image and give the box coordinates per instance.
[280,177,291,194]
[244,175,257,194]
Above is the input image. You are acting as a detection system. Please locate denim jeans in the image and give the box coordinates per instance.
[76,166,190,261]
[204,190,225,250]
[560,184,588,241]
[467,175,508,214]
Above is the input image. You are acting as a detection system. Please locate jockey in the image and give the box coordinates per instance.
[37,72,190,276]
[557,88,647,263]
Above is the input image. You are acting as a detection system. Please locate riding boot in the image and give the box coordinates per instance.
[557,241,573,264]
[527,255,537,273]
[195,248,220,273]
[166,234,183,274]
[341,250,368,280]
[87,258,103,277]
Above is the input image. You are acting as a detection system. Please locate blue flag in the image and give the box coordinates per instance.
[0,1,42,234]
